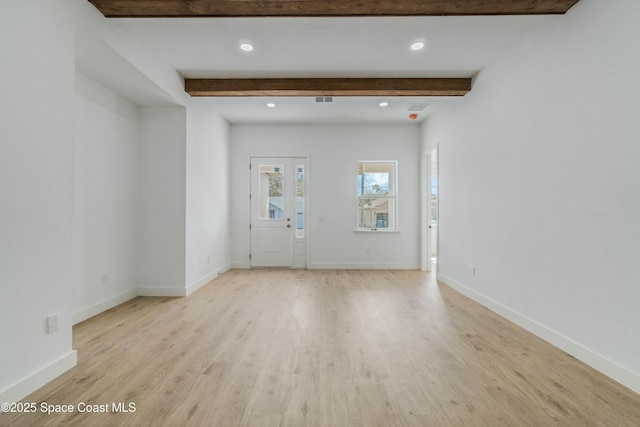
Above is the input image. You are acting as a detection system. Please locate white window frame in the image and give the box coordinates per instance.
[356,160,398,232]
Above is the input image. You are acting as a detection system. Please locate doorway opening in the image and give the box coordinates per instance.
[421,146,438,272]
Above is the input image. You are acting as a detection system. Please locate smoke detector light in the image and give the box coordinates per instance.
[410,41,425,51]
[240,42,254,52]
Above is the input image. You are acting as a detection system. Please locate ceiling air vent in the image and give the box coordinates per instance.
[315,96,333,103]
[407,103,429,112]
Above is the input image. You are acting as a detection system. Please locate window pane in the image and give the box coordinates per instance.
[430,176,438,223]
[296,165,304,238]
[357,172,389,195]
[357,197,395,230]
[357,162,394,196]
[259,165,284,220]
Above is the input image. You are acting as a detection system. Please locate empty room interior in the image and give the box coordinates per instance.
[1,0,639,425]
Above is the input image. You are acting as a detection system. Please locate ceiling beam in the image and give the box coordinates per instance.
[185,78,471,97]
[88,0,581,18]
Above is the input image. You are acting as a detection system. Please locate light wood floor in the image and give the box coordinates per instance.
[2,269,639,426]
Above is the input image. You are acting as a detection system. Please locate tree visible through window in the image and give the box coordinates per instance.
[258,165,284,220]
[357,161,397,230]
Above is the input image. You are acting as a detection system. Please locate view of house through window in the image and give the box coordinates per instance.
[357,161,397,230]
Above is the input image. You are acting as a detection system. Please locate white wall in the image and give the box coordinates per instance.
[0,0,77,402]
[72,0,190,107]
[138,107,188,296]
[185,105,232,293]
[74,78,233,303]
[231,124,421,269]
[422,0,640,392]
[1,0,234,402]
[74,1,233,298]
[72,73,140,323]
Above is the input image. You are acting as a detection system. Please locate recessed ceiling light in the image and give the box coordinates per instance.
[410,41,425,51]
[267,103,276,108]
[240,42,254,52]
[379,102,389,107]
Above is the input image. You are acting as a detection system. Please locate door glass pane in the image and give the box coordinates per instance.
[259,165,284,220]
[296,165,304,238]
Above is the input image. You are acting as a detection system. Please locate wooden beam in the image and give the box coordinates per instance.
[88,0,581,18]
[184,78,471,97]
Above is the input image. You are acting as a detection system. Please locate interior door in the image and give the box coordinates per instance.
[250,158,295,267]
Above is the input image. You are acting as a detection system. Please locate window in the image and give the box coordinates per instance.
[357,161,397,231]
[430,176,438,223]
[296,165,305,238]
[258,165,284,220]
[376,213,389,228]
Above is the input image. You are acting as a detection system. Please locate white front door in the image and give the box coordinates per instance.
[250,157,302,267]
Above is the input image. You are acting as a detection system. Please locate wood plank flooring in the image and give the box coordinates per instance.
[2,269,639,426]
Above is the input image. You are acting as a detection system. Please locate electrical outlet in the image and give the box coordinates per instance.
[47,314,58,334]
[207,256,211,264]
[101,272,108,285]
[470,265,476,277]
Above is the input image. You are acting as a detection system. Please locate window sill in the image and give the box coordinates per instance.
[353,229,400,233]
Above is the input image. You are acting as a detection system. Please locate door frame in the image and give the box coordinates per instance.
[420,146,439,271]
[248,155,309,269]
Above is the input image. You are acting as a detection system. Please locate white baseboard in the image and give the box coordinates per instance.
[72,289,138,325]
[437,273,640,395]
[308,263,418,270]
[0,350,77,403]
[137,286,186,297]
[2,269,235,404]
[185,263,231,296]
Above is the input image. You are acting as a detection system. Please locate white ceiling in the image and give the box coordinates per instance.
[80,14,562,123]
